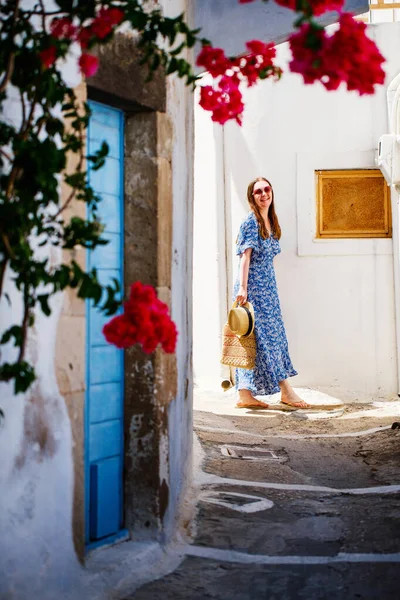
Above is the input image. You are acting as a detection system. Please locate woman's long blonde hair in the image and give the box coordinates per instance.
[247,177,281,240]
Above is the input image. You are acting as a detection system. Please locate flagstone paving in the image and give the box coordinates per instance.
[126,391,400,599]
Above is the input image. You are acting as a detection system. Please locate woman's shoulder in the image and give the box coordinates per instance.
[240,211,258,229]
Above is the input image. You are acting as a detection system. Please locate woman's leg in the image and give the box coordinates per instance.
[279,379,310,408]
[237,388,269,408]
[236,368,269,408]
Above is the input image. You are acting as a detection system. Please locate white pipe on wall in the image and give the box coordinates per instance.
[388,73,400,395]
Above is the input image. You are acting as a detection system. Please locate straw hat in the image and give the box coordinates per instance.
[228,301,255,338]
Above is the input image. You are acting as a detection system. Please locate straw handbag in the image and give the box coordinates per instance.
[220,302,256,370]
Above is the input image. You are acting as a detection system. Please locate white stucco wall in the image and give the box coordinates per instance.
[162,0,195,541]
[0,39,83,600]
[0,0,196,596]
[193,23,400,402]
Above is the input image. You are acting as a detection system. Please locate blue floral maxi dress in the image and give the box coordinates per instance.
[233,212,298,395]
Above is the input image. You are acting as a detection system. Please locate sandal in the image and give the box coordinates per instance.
[280,400,311,409]
[235,402,269,410]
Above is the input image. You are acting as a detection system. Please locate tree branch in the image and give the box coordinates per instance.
[17,286,30,363]
[0,0,20,94]
[52,116,85,220]
[0,258,8,298]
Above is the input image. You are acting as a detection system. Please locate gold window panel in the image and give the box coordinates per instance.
[315,169,392,239]
[370,1,400,9]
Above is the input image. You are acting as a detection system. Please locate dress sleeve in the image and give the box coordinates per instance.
[271,236,281,257]
[236,216,259,256]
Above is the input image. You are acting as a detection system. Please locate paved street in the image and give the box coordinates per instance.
[128,388,400,599]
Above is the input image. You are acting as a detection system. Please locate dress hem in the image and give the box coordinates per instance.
[236,369,298,396]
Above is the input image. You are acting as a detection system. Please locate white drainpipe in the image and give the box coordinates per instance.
[387,74,400,396]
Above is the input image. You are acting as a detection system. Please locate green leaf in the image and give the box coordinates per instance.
[0,325,23,347]
[0,361,36,395]
[37,294,51,317]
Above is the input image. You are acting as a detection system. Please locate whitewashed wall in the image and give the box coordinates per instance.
[162,0,195,541]
[193,23,400,402]
[0,0,196,597]
[0,37,84,600]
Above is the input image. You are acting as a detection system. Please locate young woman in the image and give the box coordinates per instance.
[234,177,309,409]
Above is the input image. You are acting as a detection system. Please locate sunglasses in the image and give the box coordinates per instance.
[253,185,271,196]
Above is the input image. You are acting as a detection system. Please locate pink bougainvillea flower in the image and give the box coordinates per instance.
[288,23,328,84]
[50,17,77,40]
[327,13,385,94]
[40,46,57,68]
[79,53,99,77]
[288,13,385,95]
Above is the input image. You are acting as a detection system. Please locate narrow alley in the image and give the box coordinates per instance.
[128,389,400,599]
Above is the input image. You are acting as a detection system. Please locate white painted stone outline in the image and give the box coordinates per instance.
[199,491,274,514]
[195,424,392,439]
[184,545,400,565]
[296,150,393,256]
[198,471,400,495]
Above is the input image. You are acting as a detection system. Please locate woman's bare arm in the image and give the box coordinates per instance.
[236,248,252,305]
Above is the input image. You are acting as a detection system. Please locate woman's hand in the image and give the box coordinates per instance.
[236,286,247,306]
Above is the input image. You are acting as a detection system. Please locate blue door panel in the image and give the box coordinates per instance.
[92,268,120,307]
[86,101,124,546]
[97,193,121,233]
[89,308,112,347]
[90,420,122,462]
[90,103,120,127]
[89,458,121,539]
[90,122,121,159]
[95,268,120,288]
[90,346,121,385]
[90,157,121,196]
[90,382,123,423]
[91,232,121,270]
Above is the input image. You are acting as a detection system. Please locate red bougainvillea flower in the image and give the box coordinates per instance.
[239,40,281,85]
[103,282,178,354]
[79,53,99,77]
[288,23,328,84]
[103,315,138,349]
[288,14,385,95]
[199,86,221,111]
[196,45,230,77]
[197,38,281,124]
[91,18,113,39]
[101,7,125,26]
[199,83,244,125]
[77,27,93,49]
[40,46,57,68]
[92,7,125,39]
[327,13,385,94]
[50,17,77,40]
[275,0,345,15]
[214,86,245,125]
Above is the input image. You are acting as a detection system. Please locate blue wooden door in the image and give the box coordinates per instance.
[85,101,125,547]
